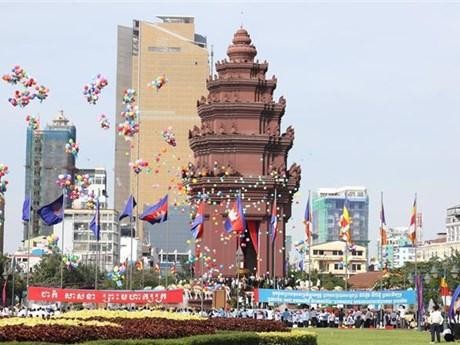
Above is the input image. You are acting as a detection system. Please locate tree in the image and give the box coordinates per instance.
[31,254,104,289]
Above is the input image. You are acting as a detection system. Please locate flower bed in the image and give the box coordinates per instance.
[59,309,203,321]
[0,316,288,343]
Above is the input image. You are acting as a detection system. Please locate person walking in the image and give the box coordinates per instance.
[429,305,443,344]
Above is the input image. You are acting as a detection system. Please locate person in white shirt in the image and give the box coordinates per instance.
[429,305,444,344]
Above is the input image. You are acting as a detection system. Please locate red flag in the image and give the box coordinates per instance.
[408,197,417,246]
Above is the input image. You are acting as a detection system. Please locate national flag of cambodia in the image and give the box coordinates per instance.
[140,195,168,225]
[224,195,245,233]
[380,201,388,246]
[170,263,176,275]
[339,199,351,244]
[269,196,278,242]
[408,197,417,246]
[440,277,449,297]
[190,202,205,240]
[304,193,312,242]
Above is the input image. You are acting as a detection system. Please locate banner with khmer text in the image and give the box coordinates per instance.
[254,288,415,305]
[28,287,183,304]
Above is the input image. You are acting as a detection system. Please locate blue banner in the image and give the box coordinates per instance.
[255,288,416,305]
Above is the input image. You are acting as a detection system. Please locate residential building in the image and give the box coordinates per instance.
[379,227,416,268]
[24,111,76,238]
[418,233,450,261]
[114,16,209,242]
[310,241,367,278]
[73,168,108,209]
[312,187,369,248]
[53,209,120,271]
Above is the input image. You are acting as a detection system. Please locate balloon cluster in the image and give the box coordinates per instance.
[2,65,49,107]
[25,115,40,131]
[85,190,96,209]
[117,89,139,141]
[75,174,91,189]
[83,74,108,105]
[47,234,59,252]
[98,114,110,129]
[63,254,81,271]
[108,264,126,287]
[148,74,167,91]
[65,139,79,158]
[161,126,176,147]
[56,174,72,188]
[68,185,81,200]
[2,65,28,85]
[0,164,9,194]
[129,159,149,174]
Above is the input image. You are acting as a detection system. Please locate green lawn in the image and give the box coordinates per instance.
[314,328,432,345]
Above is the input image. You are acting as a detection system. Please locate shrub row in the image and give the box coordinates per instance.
[0,317,288,343]
[80,331,318,345]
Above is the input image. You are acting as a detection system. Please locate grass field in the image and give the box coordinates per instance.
[314,328,431,345]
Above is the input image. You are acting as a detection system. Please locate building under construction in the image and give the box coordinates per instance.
[24,111,76,239]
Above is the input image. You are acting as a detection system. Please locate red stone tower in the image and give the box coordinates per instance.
[186,28,301,278]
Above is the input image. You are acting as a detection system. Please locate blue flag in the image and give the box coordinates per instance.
[22,197,31,222]
[37,195,64,226]
[89,199,100,241]
[119,195,136,221]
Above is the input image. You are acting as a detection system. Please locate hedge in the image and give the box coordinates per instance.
[80,331,317,345]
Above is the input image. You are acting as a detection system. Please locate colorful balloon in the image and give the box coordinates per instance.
[65,139,79,158]
[98,114,110,129]
[25,115,40,131]
[148,74,167,91]
[129,159,149,174]
[83,74,108,105]
[161,126,177,147]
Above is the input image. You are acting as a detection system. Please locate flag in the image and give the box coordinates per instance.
[154,263,160,273]
[380,201,388,246]
[304,193,312,242]
[37,194,64,226]
[135,260,143,271]
[224,195,245,233]
[339,199,351,244]
[140,194,168,225]
[298,258,304,272]
[89,198,100,241]
[449,285,460,320]
[190,202,205,240]
[408,197,417,246]
[269,195,278,242]
[440,277,449,297]
[119,195,136,221]
[22,197,31,222]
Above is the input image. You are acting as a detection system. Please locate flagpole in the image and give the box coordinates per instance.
[10,256,15,307]
[308,191,312,291]
[95,195,100,290]
[413,193,420,331]
[166,193,169,288]
[256,221,261,278]
[272,188,277,284]
[60,189,65,289]
[129,212,133,290]
[380,192,383,273]
[26,191,32,292]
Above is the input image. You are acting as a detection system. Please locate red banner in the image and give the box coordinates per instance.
[28,287,183,304]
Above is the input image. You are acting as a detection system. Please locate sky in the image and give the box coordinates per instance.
[0,1,460,257]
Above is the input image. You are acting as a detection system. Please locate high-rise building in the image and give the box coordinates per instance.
[378,226,415,268]
[0,193,4,254]
[312,187,369,248]
[114,16,209,242]
[24,111,76,238]
[53,209,120,271]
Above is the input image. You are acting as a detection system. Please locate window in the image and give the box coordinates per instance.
[319,250,324,255]
[313,250,318,255]
[334,263,341,270]
[356,251,363,256]
[148,46,181,53]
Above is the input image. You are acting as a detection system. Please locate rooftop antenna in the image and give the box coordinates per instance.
[240,10,244,27]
